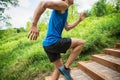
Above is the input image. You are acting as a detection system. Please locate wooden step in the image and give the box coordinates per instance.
[78,61,120,80]
[45,69,93,80]
[116,43,120,49]
[70,69,93,80]
[92,54,120,72]
[104,48,120,57]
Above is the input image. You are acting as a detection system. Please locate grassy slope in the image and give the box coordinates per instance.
[0,13,120,80]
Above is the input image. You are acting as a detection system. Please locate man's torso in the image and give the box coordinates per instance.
[43,9,68,46]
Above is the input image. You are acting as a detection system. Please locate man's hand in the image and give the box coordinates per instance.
[79,12,87,21]
[28,26,39,40]
[65,12,87,31]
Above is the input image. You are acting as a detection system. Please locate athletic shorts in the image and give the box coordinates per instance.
[43,38,71,62]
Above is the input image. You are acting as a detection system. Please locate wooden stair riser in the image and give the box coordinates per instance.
[116,43,120,49]
[104,49,120,57]
[92,55,120,73]
[78,62,104,80]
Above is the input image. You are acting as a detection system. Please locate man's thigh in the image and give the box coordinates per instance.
[45,38,71,53]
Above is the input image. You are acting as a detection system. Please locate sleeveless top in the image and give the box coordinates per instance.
[43,9,68,46]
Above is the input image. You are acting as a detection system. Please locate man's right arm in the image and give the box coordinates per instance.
[32,1,68,26]
[28,1,68,40]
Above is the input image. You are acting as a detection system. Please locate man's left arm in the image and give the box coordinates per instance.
[65,12,87,31]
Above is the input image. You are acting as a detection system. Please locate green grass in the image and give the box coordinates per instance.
[0,13,120,80]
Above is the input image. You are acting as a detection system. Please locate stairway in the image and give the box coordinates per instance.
[45,43,120,80]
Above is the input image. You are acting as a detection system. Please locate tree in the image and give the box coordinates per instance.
[115,0,120,12]
[0,0,19,29]
[111,0,120,12]
[106,3,116,14]
[91,0,107,16]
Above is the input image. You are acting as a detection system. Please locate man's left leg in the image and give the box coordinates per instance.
[52,58,63,80]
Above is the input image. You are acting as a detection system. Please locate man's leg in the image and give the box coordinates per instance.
[52,58,63,80]
[65,38,84,68]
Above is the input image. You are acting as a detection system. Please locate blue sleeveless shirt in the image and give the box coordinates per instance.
[43,9,68,46]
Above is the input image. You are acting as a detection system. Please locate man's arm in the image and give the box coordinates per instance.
[65,19,81,31]
[32,1,68,26]
[65,12,87,31]
[28,1,69,40]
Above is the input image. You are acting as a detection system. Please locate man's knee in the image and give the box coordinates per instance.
[71,38,85,48]
[76,39,85,46]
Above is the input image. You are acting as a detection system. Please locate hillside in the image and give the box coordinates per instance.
[0,13,120,80]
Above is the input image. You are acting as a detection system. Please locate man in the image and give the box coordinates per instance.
[28,0,87,80]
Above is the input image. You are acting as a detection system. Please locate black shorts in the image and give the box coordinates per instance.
[43,38,71,62]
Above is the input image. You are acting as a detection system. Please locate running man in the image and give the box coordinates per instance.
[28,0,87,80]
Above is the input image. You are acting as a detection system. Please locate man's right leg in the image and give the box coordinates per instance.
[58,38,84,80]
[65,38,84,68]
[52,58,63,80]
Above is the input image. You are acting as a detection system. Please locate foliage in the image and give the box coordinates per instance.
[0,0,19,28]
[91,0,107,16]
[26,21,31,31]
[106,3,116,14]
[111,0,120,12]
[90,0,120,16]
[63,13,120,52]
[68,4,78,23]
